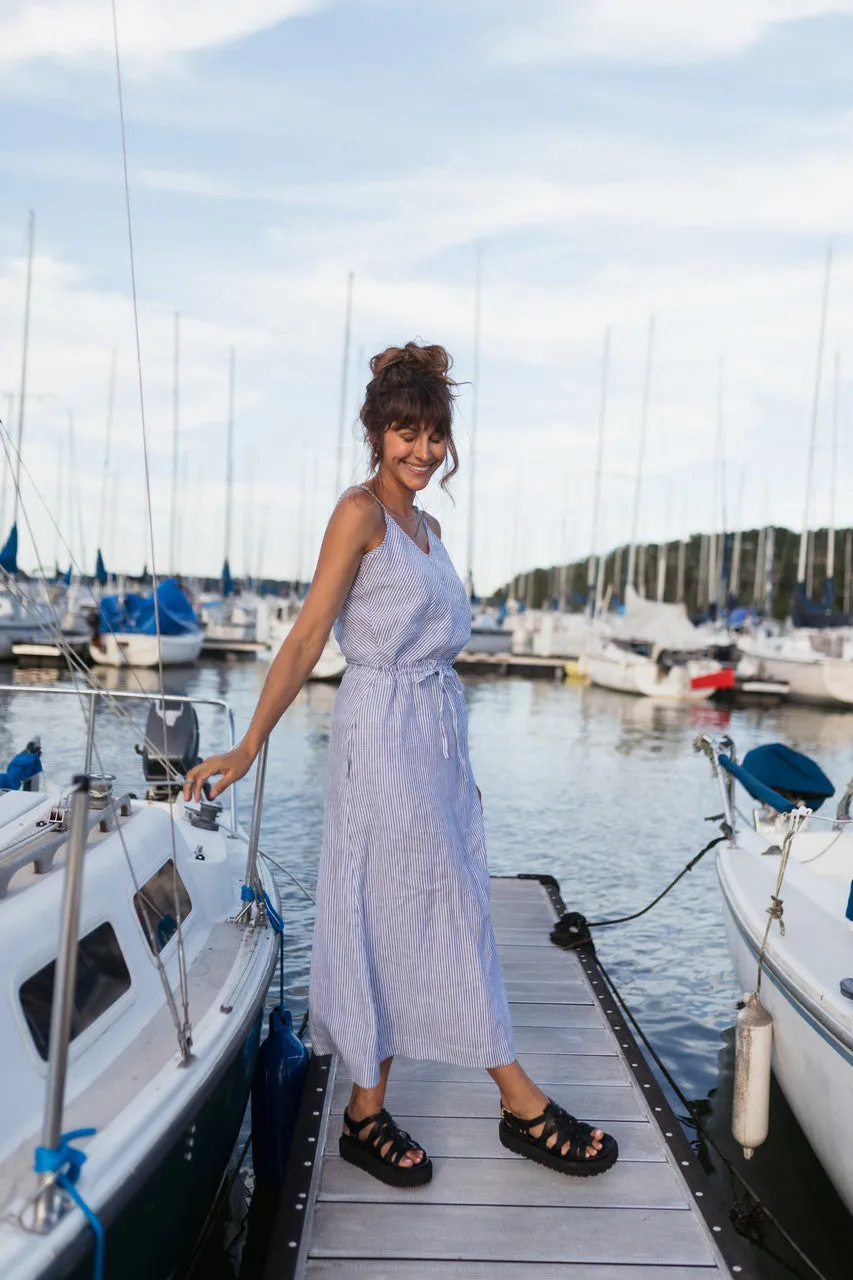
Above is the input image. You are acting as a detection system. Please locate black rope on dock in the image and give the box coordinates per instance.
[550,823,731,948]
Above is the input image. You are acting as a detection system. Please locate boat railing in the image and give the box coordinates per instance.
[694,732,737,836]
[0,684,239,829]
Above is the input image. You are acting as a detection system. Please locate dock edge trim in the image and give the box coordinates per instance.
[263,1051,334,1280]
[513,871,759,1280]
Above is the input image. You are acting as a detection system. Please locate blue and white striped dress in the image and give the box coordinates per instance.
[308,493,516,1087]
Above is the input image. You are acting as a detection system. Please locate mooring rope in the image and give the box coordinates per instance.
[550,822,731,948]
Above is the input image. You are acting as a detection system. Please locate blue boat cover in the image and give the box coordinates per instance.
[95,548,107,585]
[222,559,234,597]
[720,743,835,813]
[0,523,18,574]
[98,578,200,636]
[0,749,42,790]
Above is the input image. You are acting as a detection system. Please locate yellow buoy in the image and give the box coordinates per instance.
[731,991,773,1159]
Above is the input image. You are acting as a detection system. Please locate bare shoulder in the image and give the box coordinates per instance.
[423,512,441,539]
[332,486,385,550]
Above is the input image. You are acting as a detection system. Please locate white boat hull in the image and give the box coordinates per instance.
[581,644,719,701]
[465,628,513,655]
[266,620,347,681]
[717,839,853,1215]
[737,632,853,706]
[89,630,204,667]
[744,653,853,706]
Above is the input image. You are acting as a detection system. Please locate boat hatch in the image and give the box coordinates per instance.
[18,921,131,1060]
[133,859,193,955]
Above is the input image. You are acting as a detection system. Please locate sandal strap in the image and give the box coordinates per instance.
[502,1098,595,1161]
[344,1107,419,1167]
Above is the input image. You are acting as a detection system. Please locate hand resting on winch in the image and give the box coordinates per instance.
[184,742,255,802]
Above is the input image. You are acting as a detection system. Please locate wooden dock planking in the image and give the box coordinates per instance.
[266,875,755,1280]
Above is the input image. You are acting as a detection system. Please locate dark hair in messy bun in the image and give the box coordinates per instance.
[360,341,459,489]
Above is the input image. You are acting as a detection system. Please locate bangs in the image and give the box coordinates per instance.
[381,380,452,438]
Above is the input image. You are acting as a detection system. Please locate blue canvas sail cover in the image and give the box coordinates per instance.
[720,743,834,813]
[95,548,107,585]
[0,523,18,574]
[222,559,235,597]
[98,577,200,636]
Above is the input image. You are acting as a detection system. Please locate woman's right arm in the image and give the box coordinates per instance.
[183,490,382,801]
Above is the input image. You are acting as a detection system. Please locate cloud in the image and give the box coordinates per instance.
[495,0,853,66]
[0,0,321,67]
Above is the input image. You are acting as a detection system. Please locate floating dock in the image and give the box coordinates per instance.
[200,638,268,658]
[454,652,569,680]
[265,875,755,1279]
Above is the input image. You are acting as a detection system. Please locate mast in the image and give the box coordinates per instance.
[730,462,746,602]
[656,542,667,602]
[752,526,766,608]
[54,435,65,573]
[97,349,117,559]
[0,393,14,533]
[587,327,610,616]
[626,315,654,597]
[224,346,235,577]
[465,248,482,598]
[169,314,180,575]
[797,248,832,587]
[827,349,839,608]
[844,530,852,616]
[13,212,35,530]
[335,271,354,498]
[676,537,686,605]
[714,357,727,609]
[351,343,365,479]
[764,525,775,616]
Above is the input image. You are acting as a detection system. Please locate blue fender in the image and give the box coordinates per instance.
[251,1006,310,1189]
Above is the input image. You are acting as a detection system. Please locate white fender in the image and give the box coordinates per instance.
[732,990,773,1158]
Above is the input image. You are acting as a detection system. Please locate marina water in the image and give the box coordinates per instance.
[3,662,849,1279]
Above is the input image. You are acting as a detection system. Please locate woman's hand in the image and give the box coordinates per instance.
[183,742,255,803]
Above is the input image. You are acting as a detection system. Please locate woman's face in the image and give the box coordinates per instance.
[380,421,447,493]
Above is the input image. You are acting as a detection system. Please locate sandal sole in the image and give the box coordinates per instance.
[339,1135,433,1187]
[499,1123,619,1177]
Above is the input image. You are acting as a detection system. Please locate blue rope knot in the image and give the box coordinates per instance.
[34,1129,104,1280]
[240,883,256,902]
[262,890,284,934]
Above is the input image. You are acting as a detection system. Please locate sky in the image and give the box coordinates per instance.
[2,0,853,594]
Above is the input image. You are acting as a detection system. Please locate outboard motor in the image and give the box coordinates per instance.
[141,700,200,800]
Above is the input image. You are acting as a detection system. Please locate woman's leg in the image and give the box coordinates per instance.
[488,1060,603,1159]
[344,1056,425,1166]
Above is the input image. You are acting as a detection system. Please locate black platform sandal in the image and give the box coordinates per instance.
[339,1107,433,1188]
[499,1097,618,1177]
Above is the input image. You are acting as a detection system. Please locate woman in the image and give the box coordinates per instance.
[184,342,618,1187]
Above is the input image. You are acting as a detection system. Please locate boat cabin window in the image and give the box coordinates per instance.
[19,922,132,1060]
[133,859,192,955]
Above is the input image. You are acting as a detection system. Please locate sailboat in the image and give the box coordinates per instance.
[737,261,853,705]
[698,732,853,1215]
[0,682,281,1280]
[89,569,204,668]
[581,586,727,700]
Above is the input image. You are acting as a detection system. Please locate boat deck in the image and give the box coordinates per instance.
[265,875,754,1279]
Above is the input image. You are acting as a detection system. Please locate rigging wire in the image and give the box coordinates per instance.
[0,417,191,1055]
[110,0,191,1047]
[0,423,190,787]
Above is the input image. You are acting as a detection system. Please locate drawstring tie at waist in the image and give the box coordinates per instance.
[346,660,467,788]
